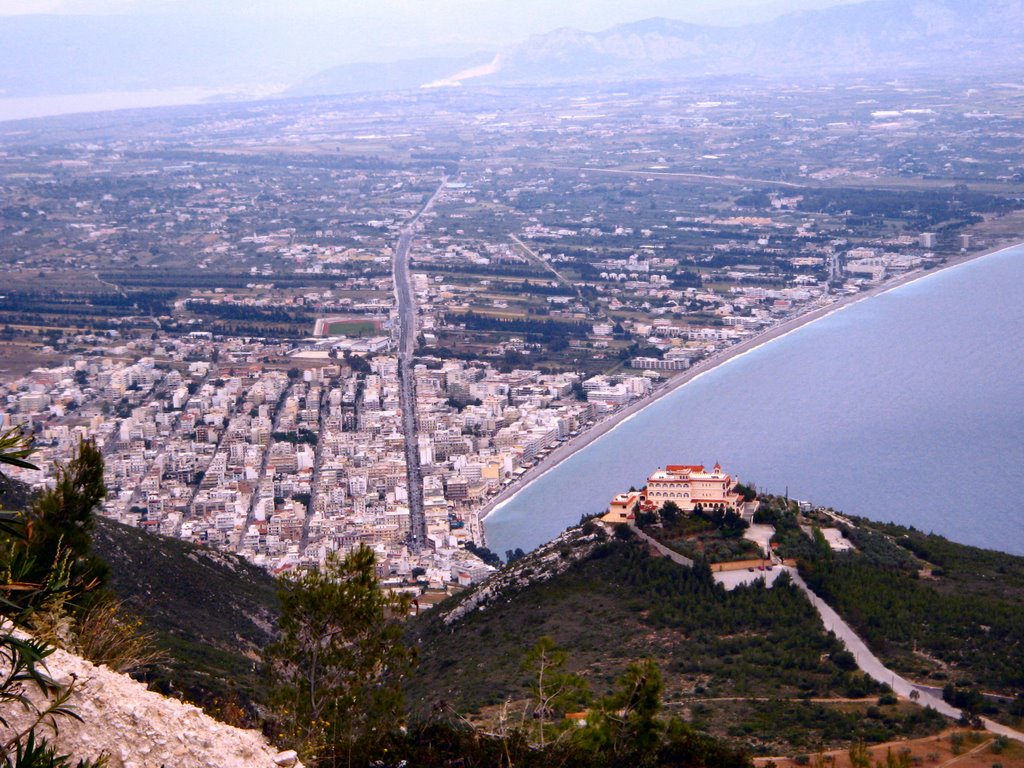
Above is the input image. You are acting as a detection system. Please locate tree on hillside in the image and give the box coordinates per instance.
[463,542,501,568]
[660,501,681,527]
[734,483,757,503]
[1,436,110,621]
[522,636,588,748]
[578,659,664,761]
[21,440,108,595]
[848,741,872,768]
[269,545,414,767]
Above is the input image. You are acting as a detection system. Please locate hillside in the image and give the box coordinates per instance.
[91,517,280,723]
[406,524,946,757]
[793,509,1024,715]
[7,469,1023,757]
[1,476,280,722]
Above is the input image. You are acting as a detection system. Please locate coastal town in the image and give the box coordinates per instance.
[3,77,1024,596]
[5,3,1024,766]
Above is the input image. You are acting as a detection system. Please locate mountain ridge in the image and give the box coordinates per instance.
[290,0,1024,97]
[481,0,1024,85]
[90,516,280,722]
[3,0,1023,102]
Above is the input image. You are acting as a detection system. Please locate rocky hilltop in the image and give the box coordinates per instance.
[2,634,300,768]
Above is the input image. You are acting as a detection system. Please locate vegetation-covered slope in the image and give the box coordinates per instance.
[2,472,281,723]
[407,525,944,756]
[91,517,279,723]
[796,512,1024,718]
[750,491,1024,724]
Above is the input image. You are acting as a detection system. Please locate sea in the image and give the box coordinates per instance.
[484,244,1024,557]
[0,89,226,124]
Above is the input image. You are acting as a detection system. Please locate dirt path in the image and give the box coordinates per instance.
[936,738,994,767]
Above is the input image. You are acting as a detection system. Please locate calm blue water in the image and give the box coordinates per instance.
[485,246,1024,556]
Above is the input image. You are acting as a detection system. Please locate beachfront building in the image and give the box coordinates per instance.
[631,356,690,372]
[643,463,757,519]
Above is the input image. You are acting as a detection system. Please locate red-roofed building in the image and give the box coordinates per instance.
[603,490,642,523]
[642,462,757,519]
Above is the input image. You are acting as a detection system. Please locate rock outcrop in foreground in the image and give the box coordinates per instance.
[2,638,301,768]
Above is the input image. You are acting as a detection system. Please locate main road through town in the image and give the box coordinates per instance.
[394,177,446,552]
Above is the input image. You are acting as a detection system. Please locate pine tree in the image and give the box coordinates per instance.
[22,440,108,595]
[269,545,414,767]
[522,636,588,748]
[0,428,108,767]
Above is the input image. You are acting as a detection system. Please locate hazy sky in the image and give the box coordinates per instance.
[0,0,860,58]
[0,0,854,20]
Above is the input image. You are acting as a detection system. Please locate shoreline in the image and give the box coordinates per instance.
[472,237,1024,542]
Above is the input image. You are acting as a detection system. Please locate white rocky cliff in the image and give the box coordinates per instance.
[1,638,301,768]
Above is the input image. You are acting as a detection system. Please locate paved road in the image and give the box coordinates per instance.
[631,536,1024,744]
[301,384,330,552]
[509,233,586,301]
[242,384,291,544]
[789,568,1023,744]
[554,165,805,189]
[786,570,967,717]
[786,570,959,716]
[393,179,446,552]
[978,717,1024,745]
[628,523,694,568]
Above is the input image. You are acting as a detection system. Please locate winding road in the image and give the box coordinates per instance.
[628,526,1024,744]
[786,570,958,716]
[786,569,1024,744]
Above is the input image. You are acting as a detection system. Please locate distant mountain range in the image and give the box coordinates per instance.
[489,0,1024,84]
[294,0,1024,96]
[2,0,1022,102]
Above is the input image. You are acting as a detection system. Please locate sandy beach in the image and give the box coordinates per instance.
[472,237,1024,542]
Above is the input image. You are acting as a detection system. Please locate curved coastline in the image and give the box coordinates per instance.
[476,238,1024,540]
